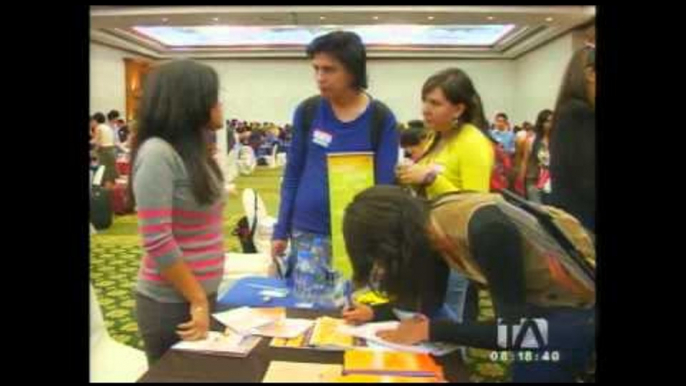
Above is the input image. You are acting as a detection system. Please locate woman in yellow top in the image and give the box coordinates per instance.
[397,68,493,198]
[394,67,494,332]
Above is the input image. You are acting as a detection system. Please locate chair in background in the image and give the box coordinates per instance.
[218,188,276,297]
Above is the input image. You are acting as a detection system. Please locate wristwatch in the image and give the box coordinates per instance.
[422,168,439,186]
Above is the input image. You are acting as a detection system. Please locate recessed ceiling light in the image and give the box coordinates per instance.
[546,17,554,22]
[373,16,379,20]
[487,16,495,21]
[320,16,326,20]
[213,17,219,22]
[428,16,435,20]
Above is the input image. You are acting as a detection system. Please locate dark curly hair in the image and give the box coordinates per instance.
[343,185,449,311]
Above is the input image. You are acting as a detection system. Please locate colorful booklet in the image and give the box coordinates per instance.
[327,152,375,278]
[335,374,445,383]
[343,350,445,379]
[270,316,367,351]
[171,331,262,358]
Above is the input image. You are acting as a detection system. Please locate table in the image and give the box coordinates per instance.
[138,308,470,382]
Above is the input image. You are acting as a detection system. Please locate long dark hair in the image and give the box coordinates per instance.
[554,45,595,124]
[128,60,223,206]
[343,185,446,310]
[531,109,554,162]
[420,68,489,156]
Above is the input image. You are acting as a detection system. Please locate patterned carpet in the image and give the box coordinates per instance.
[89,165,511,381]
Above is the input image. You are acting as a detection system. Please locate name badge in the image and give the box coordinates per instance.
[312,129,333,148]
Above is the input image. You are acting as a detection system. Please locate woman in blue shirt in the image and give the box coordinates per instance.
[272,31,399,304]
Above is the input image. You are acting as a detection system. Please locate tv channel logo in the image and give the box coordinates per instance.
[497,318,549,349]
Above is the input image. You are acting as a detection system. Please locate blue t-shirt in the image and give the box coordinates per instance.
[273,97,399,239]
[490,129,515,155]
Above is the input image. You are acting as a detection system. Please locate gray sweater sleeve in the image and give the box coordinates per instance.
[132,139,184,270]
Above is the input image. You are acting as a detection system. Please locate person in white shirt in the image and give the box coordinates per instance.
[108,110,130,156]
[93,112,119,188]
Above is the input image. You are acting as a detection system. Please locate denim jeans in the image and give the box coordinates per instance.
[436,270,472,358]
[441,270,471,323]
[286,229,346,307]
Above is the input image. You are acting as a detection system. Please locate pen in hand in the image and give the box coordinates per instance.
[343,281,354,311]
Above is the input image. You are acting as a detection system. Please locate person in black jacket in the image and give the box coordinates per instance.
[549,44,596,233]
[341,185,596,382]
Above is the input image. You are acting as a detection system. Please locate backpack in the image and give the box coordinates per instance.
[296,95,391,176]
[499,189,595,282]
[231,192,258,253]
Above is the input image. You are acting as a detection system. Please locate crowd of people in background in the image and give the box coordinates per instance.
[90,109,132,189]
[228,119,292,155]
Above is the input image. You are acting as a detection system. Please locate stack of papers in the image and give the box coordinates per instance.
[171,331,262,357]
[213,307,285,335]
[338,321,460,356]
[342,349,445,380]
[251,318,314,339]
[213,307,313,339]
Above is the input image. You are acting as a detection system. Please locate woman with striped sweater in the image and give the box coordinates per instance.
[128,60,225,365]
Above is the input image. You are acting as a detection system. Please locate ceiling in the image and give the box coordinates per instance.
[90,6,595,59]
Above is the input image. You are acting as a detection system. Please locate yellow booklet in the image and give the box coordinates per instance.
[343,350,444,378]
[327,152,375,278]
[308,316,357,350]
[270,316,365,351]
[336,374,445,383]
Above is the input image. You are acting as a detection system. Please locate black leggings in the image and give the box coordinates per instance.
[135,293,218,366]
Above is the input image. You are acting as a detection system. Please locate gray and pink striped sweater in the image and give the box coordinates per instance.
[132,137,225,303]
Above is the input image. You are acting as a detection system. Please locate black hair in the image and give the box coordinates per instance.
[92,112,106,124]
[495,112,509,121]
[421,68,488,132]
[407,120,425,129]
[307,30,368,90]
[400,127,428,147]
[343,185,444,309]
[534,109,554,138]
[554,45,596,122]
[107,110,121,121]
[128,59,223,206]
[531,109,554,160]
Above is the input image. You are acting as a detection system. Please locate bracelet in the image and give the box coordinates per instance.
[422,169,439,186]
[192,305,206,314]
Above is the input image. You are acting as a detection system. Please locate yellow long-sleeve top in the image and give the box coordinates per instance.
[417,123,494,198]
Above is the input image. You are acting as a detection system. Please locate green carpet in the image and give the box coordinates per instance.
[89,165,510,381]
